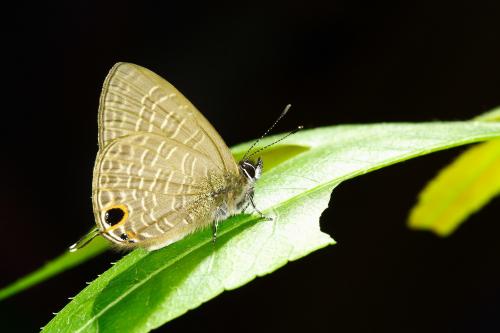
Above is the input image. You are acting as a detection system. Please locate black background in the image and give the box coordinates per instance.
[1,1,499,332]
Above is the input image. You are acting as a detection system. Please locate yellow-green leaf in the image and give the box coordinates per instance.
[408,138,500,236]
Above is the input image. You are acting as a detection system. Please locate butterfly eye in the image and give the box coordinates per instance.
[103,204,129,227]
[240,161,256,179]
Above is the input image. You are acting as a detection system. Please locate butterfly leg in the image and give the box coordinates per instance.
[212,220,219,244]
[241,201,251,213]
[249,194,273,221]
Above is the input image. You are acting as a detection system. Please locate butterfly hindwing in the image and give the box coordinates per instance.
[93,133,226,249]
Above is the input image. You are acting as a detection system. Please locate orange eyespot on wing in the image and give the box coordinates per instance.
[102,204,129,232]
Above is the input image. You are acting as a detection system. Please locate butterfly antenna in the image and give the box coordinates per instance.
[245,125,303,160]
[242,104,293,161]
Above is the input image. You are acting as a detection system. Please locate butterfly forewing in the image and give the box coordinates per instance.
[98,63,237,174]
[93,63,240,250]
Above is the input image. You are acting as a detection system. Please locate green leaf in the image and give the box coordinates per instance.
[41,121,500,333]
[408,139,500,235]
[0,237,109,301]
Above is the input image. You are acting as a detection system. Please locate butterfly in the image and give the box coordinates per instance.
[70,63,296,252]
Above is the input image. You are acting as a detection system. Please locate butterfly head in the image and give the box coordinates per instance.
[239,158,263,182]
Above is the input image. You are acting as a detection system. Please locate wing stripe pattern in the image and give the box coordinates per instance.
[98,63,237,172]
